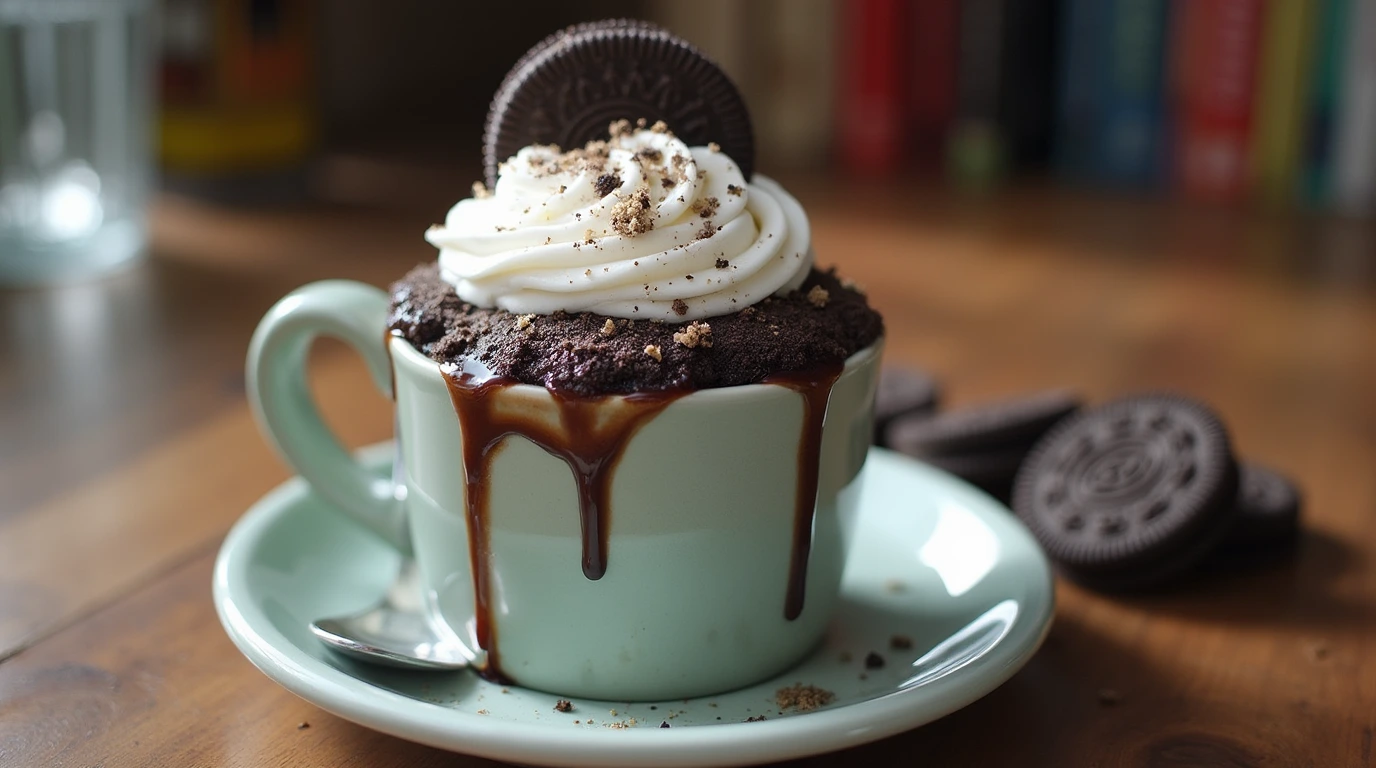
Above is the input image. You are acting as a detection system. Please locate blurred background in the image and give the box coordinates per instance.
[3,0,1376,284]
[150,0,1376,211]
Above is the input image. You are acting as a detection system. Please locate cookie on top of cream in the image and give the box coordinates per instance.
[425,120,812,322]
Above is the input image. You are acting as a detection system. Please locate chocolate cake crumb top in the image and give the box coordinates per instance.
[673,321,712,349]
[388,264,883,396]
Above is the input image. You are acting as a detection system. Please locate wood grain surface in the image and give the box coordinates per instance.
[1,178,1374,767]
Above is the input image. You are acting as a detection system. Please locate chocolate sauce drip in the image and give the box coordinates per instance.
[441,358,679,680]
[439,352,844,679]
[764,363,844,621]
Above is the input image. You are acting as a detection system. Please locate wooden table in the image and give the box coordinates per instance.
[3,174,1375,766]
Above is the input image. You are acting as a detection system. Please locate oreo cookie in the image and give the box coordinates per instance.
[873,366,940,447]
[1012,394,1240,590]
[484,20,755,187]
[884,390,1080,457]
[1220,462,1302,554]
[920,446,1027,502]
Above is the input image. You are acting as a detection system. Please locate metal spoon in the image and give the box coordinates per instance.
[310,558,469,670]
[310,431,469,671]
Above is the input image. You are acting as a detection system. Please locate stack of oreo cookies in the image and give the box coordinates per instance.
[881,377,1081,503]
[875,367,1303,590]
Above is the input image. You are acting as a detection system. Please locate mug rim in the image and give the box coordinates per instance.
[388,331,884,401]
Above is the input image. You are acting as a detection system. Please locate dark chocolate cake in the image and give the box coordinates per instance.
[388,263,883,396]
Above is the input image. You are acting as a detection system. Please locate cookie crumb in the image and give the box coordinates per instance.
[610,186,655,236]
[594,172,622,198]
[890,635,913,650]
[1097,688,1122,706]
[297,722,310,730]
[745,715,768,723]
[673,321,713,349]
[864,652,885,669]
[554,699,573,713]
[608,118,632,137]
[692,196,720,218]
[471,181,491,199]
[650,120,670,133]
[660,721,670,728]
[515,314,535,331]
[708,141,721,153]
[477,709,489,715]
[726,184,744,196]
[807,285,830,308]
[644,344,662,362]
[600,318,617,337]
[715,258,730,269]
[671,299,689,316]
[775,684,835,712]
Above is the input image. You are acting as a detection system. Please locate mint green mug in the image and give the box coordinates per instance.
[248,280,882,700]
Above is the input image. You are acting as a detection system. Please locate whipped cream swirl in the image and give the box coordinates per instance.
[425,127,812,322]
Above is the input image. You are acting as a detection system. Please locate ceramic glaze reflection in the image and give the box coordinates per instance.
[919,502,1002,597]
[900,599,1020,690]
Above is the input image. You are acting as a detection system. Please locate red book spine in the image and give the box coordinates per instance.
[910,0,959,171]
[837,0,909,175]
[1170,0,1266,201]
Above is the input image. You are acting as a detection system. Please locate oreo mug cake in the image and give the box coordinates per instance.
[248,21,883,700]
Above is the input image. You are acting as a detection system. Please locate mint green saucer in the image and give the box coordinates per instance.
[214,445,1054,767]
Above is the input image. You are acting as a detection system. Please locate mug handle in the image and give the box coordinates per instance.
[246,280,411,556]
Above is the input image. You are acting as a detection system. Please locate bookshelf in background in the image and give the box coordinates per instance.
[836,0,909,175]
[1332,0,1376,213]
[1055,0,1169,189]
[1251,0,1317,207]
[1170,0,1264,203]
[648,0,1375,219]
[910,0,958,173]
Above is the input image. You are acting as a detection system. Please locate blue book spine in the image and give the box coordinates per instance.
[1055,0,1107,179]
[1096,0,1170,187]
[1301,0,1352,204]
